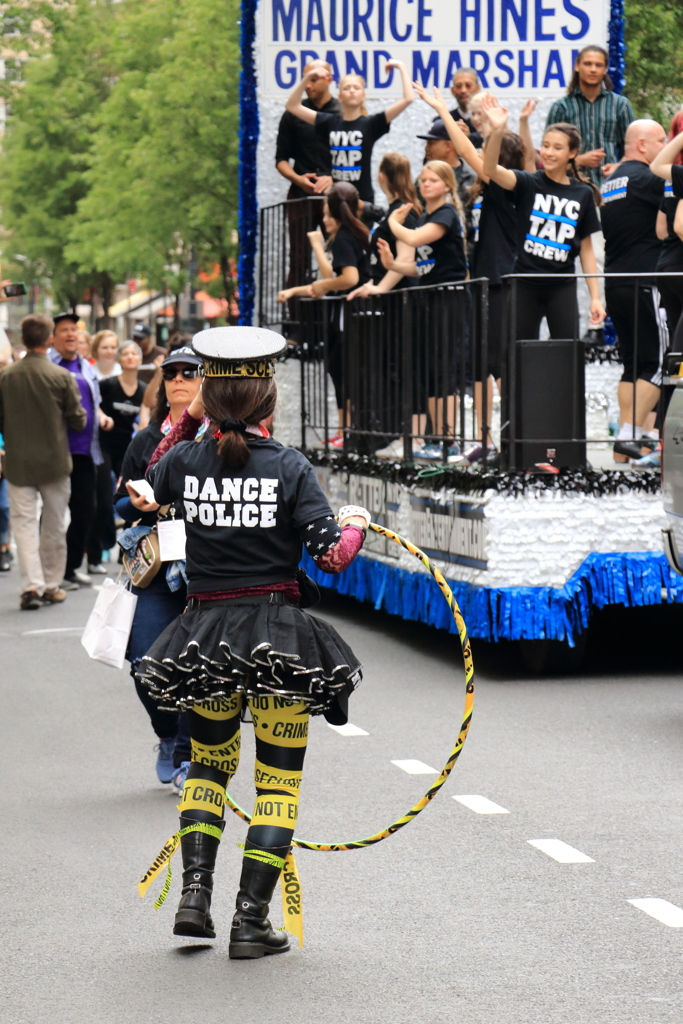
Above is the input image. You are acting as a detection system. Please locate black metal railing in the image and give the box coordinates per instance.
[259,197,325,332]
[258,198,681,470]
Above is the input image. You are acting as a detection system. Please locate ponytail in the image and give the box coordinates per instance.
[327,182,371,252]
[202,377,278,468]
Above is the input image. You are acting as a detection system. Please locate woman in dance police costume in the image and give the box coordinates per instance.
[132,326,370,958]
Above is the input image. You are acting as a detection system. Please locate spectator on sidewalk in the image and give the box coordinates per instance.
[133,322,166,385]
[47,312,114,590]
[0,433,10,572]
[0,314,86,609]
[600,120,668,461]
[91,329,121,381]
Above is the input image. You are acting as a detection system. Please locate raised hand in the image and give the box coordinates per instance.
[413,82,448,115]
[385,59,406,72]
[306,230,324,246]
[481,96,508,131]
[388,202,414,226]
[520,98,538,120]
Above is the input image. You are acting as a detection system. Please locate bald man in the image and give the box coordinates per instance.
[601,119,668,460]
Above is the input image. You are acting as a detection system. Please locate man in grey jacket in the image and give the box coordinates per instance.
[0,314,86,609]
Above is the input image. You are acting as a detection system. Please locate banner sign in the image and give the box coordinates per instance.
[260,0,608,98]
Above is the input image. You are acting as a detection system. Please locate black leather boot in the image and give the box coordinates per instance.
[229,842,291,959]
[173,816,225,939]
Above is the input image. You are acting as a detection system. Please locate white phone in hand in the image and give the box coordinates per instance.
[129,478,156,503]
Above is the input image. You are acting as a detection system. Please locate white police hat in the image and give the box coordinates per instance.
[192,326,287,378]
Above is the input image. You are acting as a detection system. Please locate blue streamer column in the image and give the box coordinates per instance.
[608,0,626,94]
[238,0,259,326]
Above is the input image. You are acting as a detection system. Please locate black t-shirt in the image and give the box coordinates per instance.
[114,421,165,526]
[275,96,341,199]
[415,203,467,285]
[601,160,665,273]
[657,185,683,270]
[672,165,683,199]
[99,377,146,454]
[314,111,390,202]
[330,225,371,289]
[147,437,333,593]
[512,170,600,277]
[471,181,517,285]
[369,200,419,285]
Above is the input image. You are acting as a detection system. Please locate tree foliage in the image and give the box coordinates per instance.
[0,0,240,311]
[624,0,683,125]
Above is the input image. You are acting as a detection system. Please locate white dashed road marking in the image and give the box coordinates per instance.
[628,899,683,927]
[453,795,510,814]
[327,722,369,736]
[527,839,594,863]
[391,759,438,774]
[23,627,85,636]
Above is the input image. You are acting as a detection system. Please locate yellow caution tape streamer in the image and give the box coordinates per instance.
[224,521,475,851]
[138,822,223,908]
[140,523,474,945]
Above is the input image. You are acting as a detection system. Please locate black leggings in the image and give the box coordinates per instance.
[657,271,683,352]
[66,454,96,577]
[513,278,578,341]
[181,693,308,853]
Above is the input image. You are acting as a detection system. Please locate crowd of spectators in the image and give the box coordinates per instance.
[273,46,683,469]
[0,313,177,610]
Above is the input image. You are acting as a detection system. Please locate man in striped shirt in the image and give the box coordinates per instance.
[546,46,634,188]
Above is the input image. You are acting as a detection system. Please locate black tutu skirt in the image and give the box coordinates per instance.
[135,599,362,716]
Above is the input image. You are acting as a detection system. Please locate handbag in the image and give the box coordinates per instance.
[122,505,170,589]
[81,576,138,670]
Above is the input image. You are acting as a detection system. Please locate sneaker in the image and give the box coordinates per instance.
[0,550,11,572]
[60,577,80,591]
[329,434,345,448]
[414,442,445,461]
[65,570,92,587]
[154,736,176,784]
[41,587,67,604]
[171,761,191,796]
[462,443,496,464]
[20,590,42,610]
[375,439,404,459]
[633,449,661,470]
[87,563,108,574]
[613,440,643,460]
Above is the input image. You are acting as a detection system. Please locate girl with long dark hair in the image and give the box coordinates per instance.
[482,96,605,341]
[131,327,368,958]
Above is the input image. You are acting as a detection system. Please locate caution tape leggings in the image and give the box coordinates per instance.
[181,693,309,855]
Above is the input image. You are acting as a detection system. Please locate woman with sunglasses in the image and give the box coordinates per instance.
[114,348,207,791]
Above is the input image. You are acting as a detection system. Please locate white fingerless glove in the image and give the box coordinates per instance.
[337,504,371,529]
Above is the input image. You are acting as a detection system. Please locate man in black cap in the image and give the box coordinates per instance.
[416,119,477,209]
[133,322,167,385]
[47,312,114,588]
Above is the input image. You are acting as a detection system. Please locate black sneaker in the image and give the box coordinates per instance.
[0,550,11,572]
[20,590,42,610]
[613,440,645,460]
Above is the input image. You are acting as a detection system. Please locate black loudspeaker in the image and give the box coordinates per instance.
[510,338,585,470]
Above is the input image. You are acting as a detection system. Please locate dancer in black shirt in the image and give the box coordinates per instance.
[286,61,414,204]
[482,96,605,342]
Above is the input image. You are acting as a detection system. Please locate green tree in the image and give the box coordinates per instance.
[0,0,117,310]
[624,0,683,125]
[67,0,240,304]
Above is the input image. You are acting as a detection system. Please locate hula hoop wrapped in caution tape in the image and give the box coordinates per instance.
[139,523,474,944]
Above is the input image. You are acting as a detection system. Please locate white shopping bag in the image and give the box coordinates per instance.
[81,577,138,670]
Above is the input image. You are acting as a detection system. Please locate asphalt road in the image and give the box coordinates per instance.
[2,567,683,1024]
